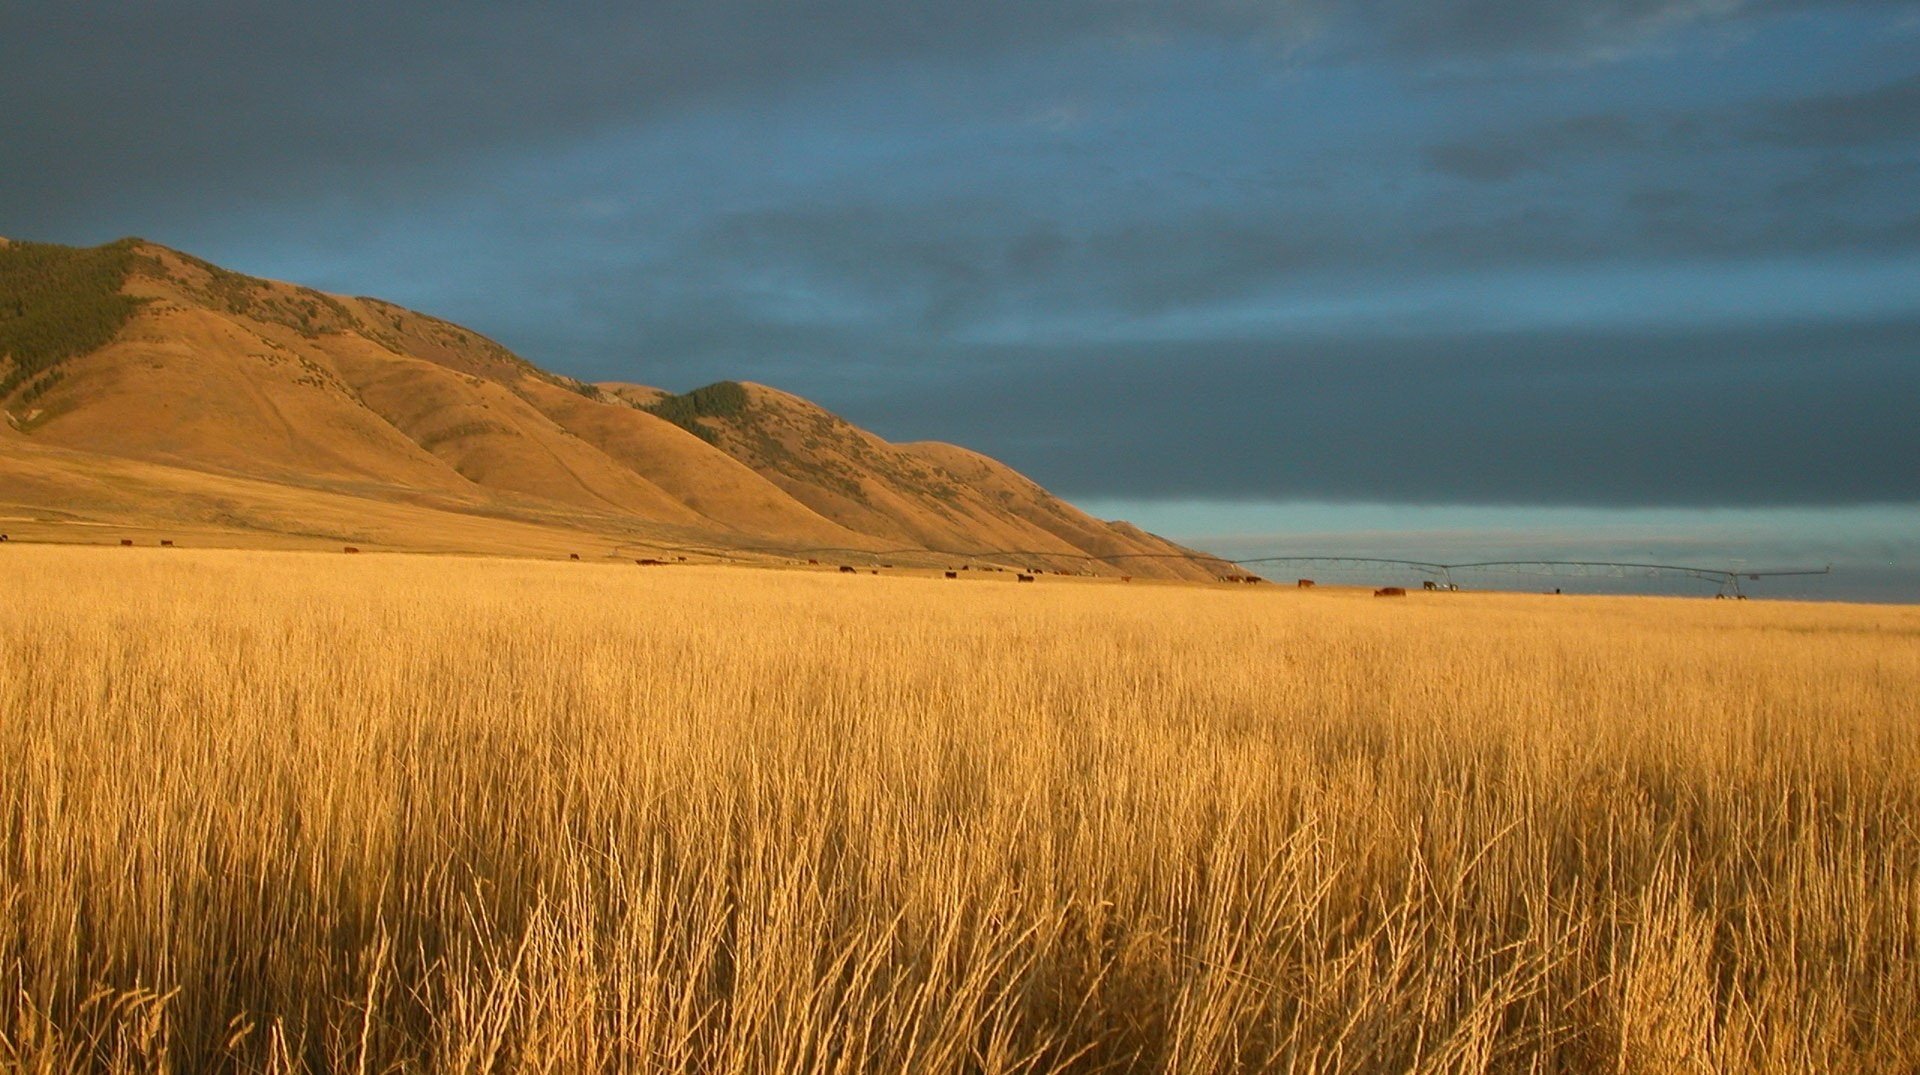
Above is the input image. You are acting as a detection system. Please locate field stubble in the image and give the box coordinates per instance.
[1,547,1917,1073]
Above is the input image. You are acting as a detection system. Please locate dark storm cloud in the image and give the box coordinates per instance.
[1749,72,1920,146]
[1428,66,1920,191]
[1323,0,1728,60]
[1424,115,1652,181]
[593,157,1915,351]
[7,0,1918,516]
[1425,72,1920,185]
[848,317,1920,506]
[0,1,1142,231]
[1412,73,1920,259]
[6,0,1908,233]
[655,203,1359,328]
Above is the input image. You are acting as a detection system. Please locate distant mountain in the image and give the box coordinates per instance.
[0,236,1228,577]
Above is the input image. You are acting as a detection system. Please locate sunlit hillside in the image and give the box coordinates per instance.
[2,546,1917,1073]
[0,238,1226,580]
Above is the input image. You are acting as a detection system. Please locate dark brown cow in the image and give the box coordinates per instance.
[160,540,174,547]
[0,534,10,542]
[808,558,820,565]
[343,546,360,554]
[1121,576,1132,583]
[1374,586,1406,597]
[637,558,664,566]
[839,565,856,573]
[121,539,135,547]
[569,553,581,560]
[1017,574,1036,583]
[944,571,958,579]
[1297,578,1315,588]
[1422,580,1437,591]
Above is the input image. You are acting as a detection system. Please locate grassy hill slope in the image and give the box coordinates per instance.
[0,237,1223,575]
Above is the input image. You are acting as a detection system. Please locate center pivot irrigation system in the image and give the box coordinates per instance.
[614,539,1832,598]
[1225,557,1833,598]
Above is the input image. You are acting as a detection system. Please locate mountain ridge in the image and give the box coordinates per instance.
[0,236,1229,578]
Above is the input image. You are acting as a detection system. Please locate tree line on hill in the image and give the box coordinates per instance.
[0,238,147,402]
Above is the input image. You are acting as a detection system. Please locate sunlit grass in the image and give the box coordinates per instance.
[2,546,1916,1072]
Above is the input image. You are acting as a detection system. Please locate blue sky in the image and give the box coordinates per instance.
[5,1,1917,599]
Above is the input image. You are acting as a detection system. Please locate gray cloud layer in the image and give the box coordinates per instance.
[6,0,1918,509]
[8,0,1904,230]
[853,318,1920,506]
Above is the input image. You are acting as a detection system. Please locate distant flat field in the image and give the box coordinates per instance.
[3,546,1917,1073]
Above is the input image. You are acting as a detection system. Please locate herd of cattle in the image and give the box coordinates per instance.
[58,540,1466,596]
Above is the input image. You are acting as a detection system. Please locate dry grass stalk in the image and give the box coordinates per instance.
[1,547,1915,1072]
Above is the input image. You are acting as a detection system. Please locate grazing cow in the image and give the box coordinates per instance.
[808,558,819,565]
[160,540,174,547]
[121,539,135,546]
[1297,578,1315,588]
[1374,586,1406,597]
[676,556,687,561]
[343,546,360,554]
[0,534,9,542]
[1422,580,1437,591]
[839,565,856,573]
[1121,576,1132,583]
[871,570,879,575]
[944,571,958,579]
[1017,574,1036,583]
[569,553,580,560]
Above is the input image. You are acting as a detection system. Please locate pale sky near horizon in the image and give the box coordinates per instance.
[1077,500,1920,602]
[5,2,1916,599]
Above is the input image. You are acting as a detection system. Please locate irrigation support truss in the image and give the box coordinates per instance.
[611,538,1832,597]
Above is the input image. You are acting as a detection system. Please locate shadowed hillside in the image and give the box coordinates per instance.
[632,380,1227,579]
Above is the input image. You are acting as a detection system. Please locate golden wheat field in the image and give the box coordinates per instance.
[2,546,1918,1074]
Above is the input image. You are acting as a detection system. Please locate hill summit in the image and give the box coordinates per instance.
[0,237,1228,578]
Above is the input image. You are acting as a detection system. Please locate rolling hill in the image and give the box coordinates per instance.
[0,236,1229,578]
